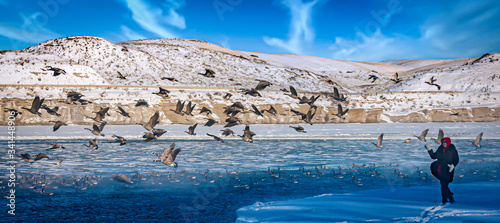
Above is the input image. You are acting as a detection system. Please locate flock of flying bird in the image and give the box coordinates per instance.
[5,77,485,170]
[6,79,352,168]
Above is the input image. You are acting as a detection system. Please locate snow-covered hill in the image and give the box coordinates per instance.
[0,36,499,124]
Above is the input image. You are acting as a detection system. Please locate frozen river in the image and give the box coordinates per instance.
[1,122,499,222]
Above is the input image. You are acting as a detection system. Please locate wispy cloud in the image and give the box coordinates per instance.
[120,25,147,41]
[264,0,324,55]
[0,12,59,45]
[330,1,500,61]
[123,0,186,38]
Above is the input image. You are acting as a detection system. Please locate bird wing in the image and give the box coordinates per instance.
[92,124,100,132]
[438,129,444,141]
[90,138,97,146]
[251,105,263,116]
[148,111,160,128]
[475,132,483,144]
[333,87,340,98]
[290,86,298,97]
[421,129,429,137]
[99,121,106,131]
[167,149,181,164]
[290,109,305,116]
[34,153,49,161]
[160,143,176,161]
[53,122,62,131]
[118,106,126,114]
[378,133,384,147]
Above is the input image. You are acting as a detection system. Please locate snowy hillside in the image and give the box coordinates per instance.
[0,36,499,125]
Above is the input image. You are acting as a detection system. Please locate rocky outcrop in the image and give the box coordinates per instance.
[2,98,499,125]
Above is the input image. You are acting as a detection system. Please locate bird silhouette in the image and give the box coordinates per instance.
[221,129,235,136]
[84,138,98,150]
[138,111,159,132]
[112,134,127,146]
[184,101,196,116]
[153,143,181,167]
[41,105,61,116]
[49,121,67,132]
[117,106,130,118]
[207,133,224,143]
[85,121,106,136]
[205,119,218,127]
[289,126,307,133]
[22,96,44,116]
[331,87,346,102]
[414,129,429,141]
[152,87,170,97]
[335,104,349,119]
[285,85,299,99]
[255,80,272,90]
[372,133,384,148]
[469,132,483,147]
[199,68,215,78]
[185,123,197,135]
[170,100,185,115]
[431,129,444,145]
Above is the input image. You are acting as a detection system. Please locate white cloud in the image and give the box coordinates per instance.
[120,25,146,41]
[264,0,323,55]
[0,12,59,44]
[330,1,500,61]
[123,0,186,38]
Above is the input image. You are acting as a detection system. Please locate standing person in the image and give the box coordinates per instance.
[426,137,459,204]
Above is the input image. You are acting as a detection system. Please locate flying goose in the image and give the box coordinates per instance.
[184,101,196,116]
[138,111,159,132]
[4,108,22,118]
[331,87,346,102]
[84,138,98,150]
[263,105,277,116]
[204,118,218,127]
[431,129,444,145]
[372,133,384,148]
[47,143,65,150]
[18,153,49,163]
[402,138,411,144]
[223,93,232,100]
[335,104,349,119]
[143,132,157,142]
[170,100,185,115]
[41,105,61,116]
[221,129,235,136]
[49,120,67,132]
[152,87,170,97]
[199,107,212,115]
[414,129,429,141]
[255,80,272,90]
[117,71,127,79]
[244,88,262,97]
[308,95,321,106]
[185,123,197,135]
[161,77,178,82]
[469,132,483,147]
[303,106,317,125]
[290,126,307,133]
[22,96,44,116]
[43,66,66,76]
[55,160,63,167]
[153,129,167,137]
[368,74,378,83]
[63,91,83,104]
[85,121,106,136]
[238,125,255,142]
[299,96,310,104]
[251,104,264,117]
[135,99,149,107]
[207,133,224,143]
[285,85,299,99]
[391,72,402,83]
[112,134,127,146]
[199,68,215,78]
[153,143,181,167]
[117,106,130,118]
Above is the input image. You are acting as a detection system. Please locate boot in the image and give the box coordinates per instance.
[449,194,455,203]
[442,196,447,204]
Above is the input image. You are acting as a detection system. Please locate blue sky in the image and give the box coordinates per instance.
[1,0,499,61]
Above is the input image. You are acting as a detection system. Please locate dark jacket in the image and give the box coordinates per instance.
[428,137,459,182]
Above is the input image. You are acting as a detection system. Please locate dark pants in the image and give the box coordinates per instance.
[439,174,453,202]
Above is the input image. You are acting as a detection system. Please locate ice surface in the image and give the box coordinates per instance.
[0,123,499,222]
